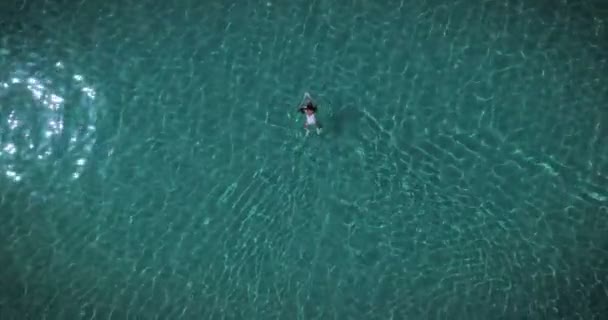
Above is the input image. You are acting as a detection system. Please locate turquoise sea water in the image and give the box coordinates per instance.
[1,0,607,319]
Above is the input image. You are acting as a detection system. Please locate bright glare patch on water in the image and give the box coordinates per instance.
[27,77,45,100]
[37,151,52,160]
[49,119,64,133]
[1,59,99,183]
[82,87,96,99]
[7,111,20,129]
[3,143,17,155]
[6,169,21,182]
[50,93,64,104]
[588,192,607,202]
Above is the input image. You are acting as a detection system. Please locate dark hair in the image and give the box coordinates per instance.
[299,103,317,113]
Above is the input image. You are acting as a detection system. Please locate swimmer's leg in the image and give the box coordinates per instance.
[315,122,322,135]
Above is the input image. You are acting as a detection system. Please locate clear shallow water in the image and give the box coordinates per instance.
[1,0,607,319]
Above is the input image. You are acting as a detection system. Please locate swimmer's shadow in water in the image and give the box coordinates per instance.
[326,106,365,136]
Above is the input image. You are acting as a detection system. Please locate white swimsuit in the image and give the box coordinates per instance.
[306,113,316,125]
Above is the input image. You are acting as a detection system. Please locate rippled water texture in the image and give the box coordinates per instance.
[1,0,607,319]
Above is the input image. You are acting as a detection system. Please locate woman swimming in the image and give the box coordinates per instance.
[298,92,322,135]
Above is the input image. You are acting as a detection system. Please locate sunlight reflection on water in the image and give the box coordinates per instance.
[0,55,99,183]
